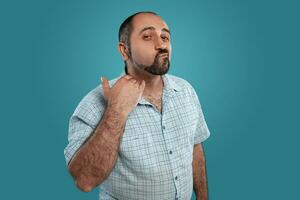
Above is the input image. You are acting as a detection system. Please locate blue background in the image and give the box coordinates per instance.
[1,0,299,199]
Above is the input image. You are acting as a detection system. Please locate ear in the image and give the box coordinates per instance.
[118,42,129,61]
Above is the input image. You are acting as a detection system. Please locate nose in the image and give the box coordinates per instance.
[154,36,167,50]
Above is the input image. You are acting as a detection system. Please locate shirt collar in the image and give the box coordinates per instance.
[117,66,181,105]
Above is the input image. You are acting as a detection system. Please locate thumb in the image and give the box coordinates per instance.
[101,76,110,98]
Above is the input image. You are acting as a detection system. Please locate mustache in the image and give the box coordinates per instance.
[156,49,169,57]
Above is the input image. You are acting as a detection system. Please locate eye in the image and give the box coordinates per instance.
[161,35,170,41]
[143,35,151,40]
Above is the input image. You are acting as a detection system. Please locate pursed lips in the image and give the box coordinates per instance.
[158,53,168,57]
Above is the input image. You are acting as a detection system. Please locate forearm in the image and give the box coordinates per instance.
[68,107,127,192]
[192,143,208,200]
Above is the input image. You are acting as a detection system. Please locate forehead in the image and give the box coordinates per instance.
[131,13,169,33]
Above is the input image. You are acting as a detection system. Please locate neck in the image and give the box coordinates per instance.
[125,65,164,97]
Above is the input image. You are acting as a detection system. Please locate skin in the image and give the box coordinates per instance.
[68,13,208,198]
[193,144,209,200]
[68,75,145,192]
[118,13,171,112]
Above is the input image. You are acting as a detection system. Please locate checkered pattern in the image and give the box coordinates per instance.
[64,71,210,200]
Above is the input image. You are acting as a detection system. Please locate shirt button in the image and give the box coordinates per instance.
[175,176,178,180]
[169,150,173,154]
[162,125,166,130]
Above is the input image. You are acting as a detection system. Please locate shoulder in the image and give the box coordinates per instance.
[72,76,120,122]
[165,74,202,107]
[165,74,196,93]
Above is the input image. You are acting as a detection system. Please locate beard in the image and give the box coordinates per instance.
[130,50,170,75]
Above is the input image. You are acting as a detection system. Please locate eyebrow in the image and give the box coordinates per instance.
[139,26,171,35]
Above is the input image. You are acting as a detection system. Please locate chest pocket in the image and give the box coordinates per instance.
[118,108,168,177]
[166,98,198,166]
[119,130,168,177]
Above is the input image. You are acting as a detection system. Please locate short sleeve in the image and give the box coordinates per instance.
[190,87,210,144]
[64,88,106,166]
[64,114,95,166]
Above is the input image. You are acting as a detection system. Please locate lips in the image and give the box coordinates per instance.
[158,53,168,57]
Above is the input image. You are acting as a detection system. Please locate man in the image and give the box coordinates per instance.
[64,11,210,200]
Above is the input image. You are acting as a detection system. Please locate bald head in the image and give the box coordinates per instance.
[118,12,160,51]
[118,11,171,76]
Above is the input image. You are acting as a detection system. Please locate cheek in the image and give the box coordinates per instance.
[131,43,156,65]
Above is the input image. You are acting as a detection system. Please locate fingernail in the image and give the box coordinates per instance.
[101,77,103,82]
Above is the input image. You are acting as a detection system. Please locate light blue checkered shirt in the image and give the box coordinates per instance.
[64,71,210,200]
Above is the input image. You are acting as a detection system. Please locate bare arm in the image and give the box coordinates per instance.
[68,106,127,192]
[68,75,145,192]
[192,143,208,200]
